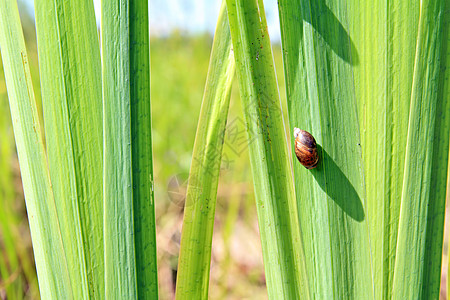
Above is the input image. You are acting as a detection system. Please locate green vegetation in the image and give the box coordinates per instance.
[35,0,103,297]
[279,0,449,298]
[226,0,307,298]
[0,0,449,299]
[279,0,372,297]
[175,4,236,299]
[0,8,276,300]
[1,0,157,298]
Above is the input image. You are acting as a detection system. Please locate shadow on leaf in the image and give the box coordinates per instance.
[302,0,359,65]
[311,145,364,222]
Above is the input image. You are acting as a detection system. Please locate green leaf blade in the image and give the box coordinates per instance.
[348,1,419,297]
[130,0,158,298]
[393,0,450,297]
[278,0,373,298]
[226,0,308,298]
[0,0,72,297]
[175,3,235,299]
[34,0,104,297]
[101,0,138,298]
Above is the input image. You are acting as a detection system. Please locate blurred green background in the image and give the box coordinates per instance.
[0,3,448,300]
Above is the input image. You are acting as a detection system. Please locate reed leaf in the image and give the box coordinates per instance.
[0,0,71,297]
[278,0,373,298]
[348,0,419,297]
[226,0,308,298]
[102,0,157,298]
[102,0,137,297]
[175,3,235,299]
[393,0,450,297]
[130,0,158,298]
[34,0,104,297]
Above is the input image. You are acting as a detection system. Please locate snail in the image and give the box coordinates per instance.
[293,128,319,169]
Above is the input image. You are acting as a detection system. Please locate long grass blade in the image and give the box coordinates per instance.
[0,0,72,297]
[175,3,234,299]
[226,0,308,298]
[393,0,450,297]
[278,0,373,298]
[102,0,159,297]
[347,0,419,297]
[34,0,104,297]
[130,0,158,298]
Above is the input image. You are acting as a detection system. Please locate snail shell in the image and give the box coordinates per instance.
[294,128,318,169]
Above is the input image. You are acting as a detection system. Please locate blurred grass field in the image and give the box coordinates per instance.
[1,6,449,300]
[0,10,289,298]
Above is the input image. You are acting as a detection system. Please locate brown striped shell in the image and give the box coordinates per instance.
[293,128,318,169]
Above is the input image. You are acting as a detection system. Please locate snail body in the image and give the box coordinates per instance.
[293,128,318,169]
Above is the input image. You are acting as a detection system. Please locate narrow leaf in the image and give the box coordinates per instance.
[175,3,234,299]
[0,0,71,297]
[102,0,137,297]
[130,0,158,297]
[393,0,450,297]
[278,0,373,298]
[226,0,308,298]
[34,0,104,297]
[348,1,419,297]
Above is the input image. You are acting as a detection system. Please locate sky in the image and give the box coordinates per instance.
[24,0,282,41]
